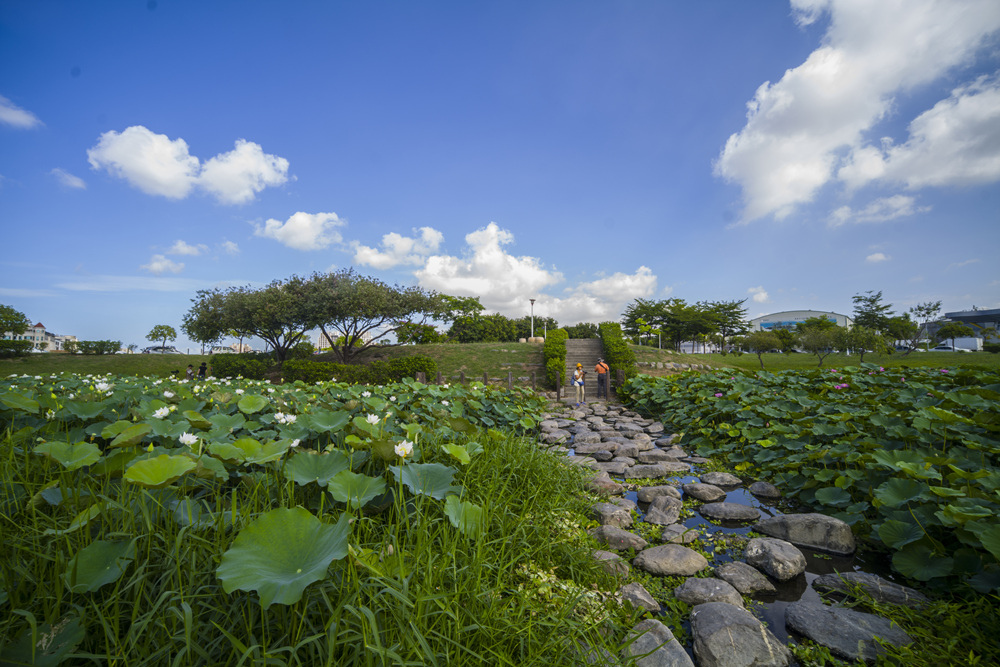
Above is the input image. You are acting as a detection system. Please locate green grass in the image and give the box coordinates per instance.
[355,342,546,379]
[0,352,210,378]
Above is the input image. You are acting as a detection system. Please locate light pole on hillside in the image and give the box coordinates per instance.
[530,298,536,338]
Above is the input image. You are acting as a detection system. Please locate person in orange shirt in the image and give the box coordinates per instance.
[594,357,609,399]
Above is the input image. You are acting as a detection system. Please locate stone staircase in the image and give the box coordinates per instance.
[564,338,605,402]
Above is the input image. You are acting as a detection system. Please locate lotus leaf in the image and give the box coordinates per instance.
[34,440,101,471]
[874,478,928,508]
[208,413,245,434]
[190,454,228,480]
[183,410,212,429]
[967,522,1000,561]
[90,448,139,476]
[44,501,105,535]
[442,443,471,465]
[63,399,107,420]
[62,539,136,593]
[0,615,85,667]
[306,410,350,433]
[814,486,852,507]
[389,463,463,500]
[124,455,197,488]
[0,391,39,413]
[0,481,26,517]
[444,495,483,538]
[101,419,133,439]
[282,451,351,486]
[237,394,268,414]
[877,519,925,548]
[171,498,235,531]
[109,423,152,448]
[217,507,351,608]
[893,543,954,580]
[328,470,387,509]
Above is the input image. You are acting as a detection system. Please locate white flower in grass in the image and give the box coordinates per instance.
[361,391,371,398]
[366,413,380,425]
[235,388,245,395]
[441,400,449,407]
[153,407,170,419]
[95,382,112,392]
[193,385,201,392]
[163,391,175,399]
[268,388,275,393]
[394,440,413,459]
[389,396,396,402]
[68,393,75,399]
[284,414,296,424]
[179,432,198,446]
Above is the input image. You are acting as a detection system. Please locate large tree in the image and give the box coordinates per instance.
[743,331,781,369]
[836,325,890,363]
[0,304,31,336]
[934,322,974,348]
[704,299,749,349]
[907,301,942,351]
[306,270,440,363]
[797,319,841,366]
[851,290,894,332]
[146,324,177,349]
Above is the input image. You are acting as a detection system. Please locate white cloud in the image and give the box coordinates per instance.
[716,0,1000,222]
[198,139,290,204]
[54,275,204,292]
[841,75,1000,189]
[949,258,981,269]
[50,168,86,189]
[140,254,184,275]
[866,252,890,263]
[253,211,345,251]
[0,95,42,128]
[221,240,240,255]
[748,286,770,303]
[87,126,288,203]
[829,194,929,226]
[168,240,208,256]
[0,287,58,298]
[353,227,444,269]
[413,222,654,323]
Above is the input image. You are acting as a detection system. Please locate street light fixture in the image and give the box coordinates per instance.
[529,298,536,338]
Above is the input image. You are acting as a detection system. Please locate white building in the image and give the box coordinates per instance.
[1,322,78,351]
[750,310,853,332]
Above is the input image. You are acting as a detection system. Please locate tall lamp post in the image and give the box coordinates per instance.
[529,298,536,339]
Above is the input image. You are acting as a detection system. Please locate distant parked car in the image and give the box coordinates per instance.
[931,344,970,352]
[142,346,182,354]
[209,346,235,354]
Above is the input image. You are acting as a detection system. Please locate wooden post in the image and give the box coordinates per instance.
[556,370,561,399]
[531,371,536,389]
[415,371,426,384]
[507,371,513,390]
[482,371,488,385]
[460,371,466,385]
[435,371,442,385]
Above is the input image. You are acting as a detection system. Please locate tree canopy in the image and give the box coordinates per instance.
[146,325,177,349]
[0,304,30,336]
[851,290,894,332]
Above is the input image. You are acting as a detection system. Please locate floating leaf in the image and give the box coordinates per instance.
[33,440,101,471]
[124,455,197,488]
[62,540,136,593]
[877,519,925,548]
[444,495,483,538]
[109,423,152,448]
[328,470,387,510]
[389,463,463,500]
[217,507,351,607]
[283,450,351,486]
[237,394,268,414]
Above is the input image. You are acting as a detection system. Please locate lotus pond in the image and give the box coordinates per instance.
[0,373,638,666]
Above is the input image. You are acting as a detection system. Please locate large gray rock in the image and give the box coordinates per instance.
[590,525,649,552]
[574,432,603,445]
[593,549,630,577]
[748,481,781,499]
[682,483,727,502]
[715,561,777,595]
[574,441,616,454]
[745,537,806,582]
[674,578,744,608]
[698,502,761,522]
[591,461,629,475]
[626,464,680,479]
[691,602,791,667]
[626,619,694,667]
[700,471,742,487]
[661,524,700,544]
[785,602,914,663]
[812,572,928,608]
[633,545,709,576]
[567,456,599,469]
[619,582,660,612]
[542,429,571,444]
[585,472,624,495]
[637,485,682,503]
[609,496,639,513]
[592,502,633,528]
[644,496,684,525]
[754,513,856,555]
[613,442,640,458]
[591,450,614,462]
[638,449,676,463]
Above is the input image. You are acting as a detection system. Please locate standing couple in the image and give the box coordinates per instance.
[572,357,610,406]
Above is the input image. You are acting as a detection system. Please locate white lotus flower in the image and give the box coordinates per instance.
[290,439,301,448]
[163,391,175,399]
[361,391,371,398]
[235,388,245,395]
[153,407,170,419]
[389,396,396,402]
[442,400,449,407]
[366,413,380,425]
[179,432,198,446]
[394,440,413,458]
[95,382,111,392]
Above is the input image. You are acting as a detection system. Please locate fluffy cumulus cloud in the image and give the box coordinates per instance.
[866,252,890,263]
[747,286,770,303]
[715,0,1000,222]
[50,168,86,189]
[221,240,240,255]
[140,254,184,275]
[168,240,208,256]
[0,95,43,128]
[829,195,930,226]
[253,211,345,251]
[87,126,288,203]
[353,227,444,269]
[413,222,655,323]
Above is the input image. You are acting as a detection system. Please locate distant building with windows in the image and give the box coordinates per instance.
[940,308,1000,342]
[749,310,853,332]
[2,322,77,351]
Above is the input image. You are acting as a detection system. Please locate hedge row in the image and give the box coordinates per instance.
[0,340,33,358]
[598,321,636,383]
[209,353,273,380]
[281,355,438,385]
[543,328,568,389]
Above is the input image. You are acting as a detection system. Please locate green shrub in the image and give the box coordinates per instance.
[286,340,315,360]
[0,340,33,358]
[76,340,122,355]
[985,343,1000,354]
[543,329,568,388]
[598,322,636,382]
[282,355,437,385]
[210,353,272,380]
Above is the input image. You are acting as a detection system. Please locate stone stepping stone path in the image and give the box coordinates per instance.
[537,400,920,666]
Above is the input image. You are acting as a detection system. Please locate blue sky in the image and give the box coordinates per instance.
[2,0,998,350]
